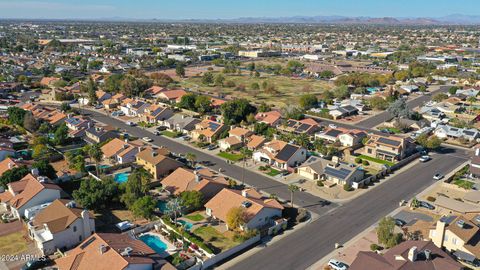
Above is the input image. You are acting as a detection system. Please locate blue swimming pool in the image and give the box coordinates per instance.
[114,172,130,183]
[157,201,169,212]
[178,220,193,231]
[139,234,167,254]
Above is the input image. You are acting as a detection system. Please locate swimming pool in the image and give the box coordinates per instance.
[177,220,193,231]
[114,172,130,183]
[139,234,167,254]
[157,201,169,212]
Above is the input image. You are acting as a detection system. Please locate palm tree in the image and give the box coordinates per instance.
[132,167,153,194]
[167,197,183,223]
[288,184,300,208]
[185,152,197,168]
[88,144,103,176]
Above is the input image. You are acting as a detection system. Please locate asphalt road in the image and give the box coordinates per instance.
[228,149,469,270]
[82,109,335,216]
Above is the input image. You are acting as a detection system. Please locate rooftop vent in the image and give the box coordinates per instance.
[457,220,465,228]
[241,201,252,208]
[99,244,107,254]
[120,246,133,257]
[408,246,418,262]
[424,249,431,260]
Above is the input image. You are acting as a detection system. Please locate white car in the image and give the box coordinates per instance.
[433,173,444,180]
[329,124,338,129]
[419,155,431,162]
[126,121,135,126]
[142,137,153,142]
[328,259,348,270]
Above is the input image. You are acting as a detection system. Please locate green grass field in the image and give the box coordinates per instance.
[453,179,475,190]
[161,130,178,138]
[193,226,241,252]
[217,152,244,162]
[266,168,281,176]
[358,155,395,167]
[185,213,204,222]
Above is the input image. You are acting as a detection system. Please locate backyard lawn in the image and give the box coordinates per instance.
[0,232,28,255]
[453,179,475,190]
[358,155,395,167]
[217,152,244,162]
[193,226,242,252]
[185,213,204,222]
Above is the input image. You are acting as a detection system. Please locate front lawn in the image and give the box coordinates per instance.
[453,179,475,190]
[266,168,281,176]
[161,130,178,138]
[0,232,28,255]
[193,226,242,252]
[357,155,395,167]
[217,152,244,162]
[185,213,204,222]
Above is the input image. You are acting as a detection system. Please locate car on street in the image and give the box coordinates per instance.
[419,201,435,210]
[395,218,407,227]
[419,155,431,162]
[433,173,444,180]
[328,259,349,270]
[142,137,153,142]
[153,131,161,136]
[329,124,337,129]
[200,160,215,166]
[207,144,218,151]
[126,121,135,126]
[94,104,103,109]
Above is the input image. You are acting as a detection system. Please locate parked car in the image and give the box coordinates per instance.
[329,124,337,129]
[328,259,349,270]
[153,131,161,136]
[433,173,444,180]
[126,121,135,126]
[395,218,407,227]
[419,155,431,162]
[200,160,215,166]
[420,201,435,210]
[156,126,167,131]
[142,137,153,142]
[21,258,51,270]
[207,144,218,151]
[94,104,103,109]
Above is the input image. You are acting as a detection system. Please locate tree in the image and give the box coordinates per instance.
[226,206,246,230]
[377,216,402,248]
[202,72,214,85]
[66,150,86,172]
[73,177,120,211]
[32,160,56,179]
[53,124,69,145]
[81,78,98,104]
[194,95,212,114]
[298,94,318,110]
[220,99,257,125]
[32,144,49,160]
[394,70,409,81]
[185,152,197,167]
[121,168,152,207]
[387,98,412,119]
[23,112,40,131]
[214,74,225,86]
[131,196,156,219]
[448,86,459,95]
[333,85,350,99]
[432,93,448,102]
[180,190,203,210]
[175,63,186,78]
[7,107,27,126]
[0,166,30,188]
[368,96,389,110]
[178,93,197,111]
[288,184,300,208]
[167,197,183,223]
[87,144,103,176]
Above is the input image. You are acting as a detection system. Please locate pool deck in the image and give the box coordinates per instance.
[140,232,178,258]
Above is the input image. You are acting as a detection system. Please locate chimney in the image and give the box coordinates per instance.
[194,170,200,182]
[99,244,107,254]
[408,246,418,262]
[432,220,446,248]
[241,189,249,198]
[7,162,12,169]
[332,156,339,164]
[424,249,431,261]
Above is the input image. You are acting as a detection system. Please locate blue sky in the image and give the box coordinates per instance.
[0,0,479,19]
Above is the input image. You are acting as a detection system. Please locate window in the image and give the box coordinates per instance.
[73,226,77,232]
[368,148,372,154]
[452,238,457,245]
[431,231,436,237]
[444,234,448,241]
[79,235,82,241]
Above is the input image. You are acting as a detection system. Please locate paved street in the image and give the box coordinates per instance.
[228,150,469,270]
[82,109,335,216]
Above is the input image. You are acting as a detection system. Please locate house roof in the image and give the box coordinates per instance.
[229,127,251,138]
[349,240,462,270]
[158,89,187,100]
[55,233,155,270]
[135,148,173,166]
[275,144,301,162]
[299,156,360,181]
[0,158,29,177]
[32,199,91,234]
[205,188,283,224]
[255,111,282,125]
[3,174,62,209]
[161,168,228,196]
[247,135,266,149]
[101,138,133,158]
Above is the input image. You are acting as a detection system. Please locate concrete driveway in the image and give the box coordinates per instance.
[393,210,434,224]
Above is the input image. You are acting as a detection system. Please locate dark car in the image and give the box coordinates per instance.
[420,201,435,210]
[156,126,167,131]
[395,218,407,227]
[21,258,51,270]
[200,160,215,166]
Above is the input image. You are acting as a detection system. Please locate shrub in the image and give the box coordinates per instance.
[343,183,353,192]
[355,157,362,163]
[296,208,309,223]
[362,160,370,166]
[370,243,382,251]
[317,180,324,187]
[426,196,436,202]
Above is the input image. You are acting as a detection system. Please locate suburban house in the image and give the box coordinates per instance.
[102,93,126,110]
[84,125,117,144]
[158,114,201,134]
[156,89,187,103]
[161,168,228,199]
[315,127,367,147]
[296,156,364,187]
[349,240,462,270]
[205,188,284,231]
[363,134,409,162]
[255,111,282,126]
[434,124,480,142]
[21,103,67,126]
[191,119,227,143]
[218,127,253,150]
[141,104,174,124]
[145,85,167,97]
[471,147,480,178]
[253,140,307,170]
[28,199,95,255]
[119,99,149,117]
[278,118,320,135]
[40,77,61,87]
[101,138,143,164]
[135,148,182,181]
[55,233,160,270]
[246,135,267,150]
[0,157,31,177]
[418,105,446,121]
[0,174,62,218]
[95,90,112,103]
[430,215,480,264]
[328,105,359,119]
[65,116,92,138]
